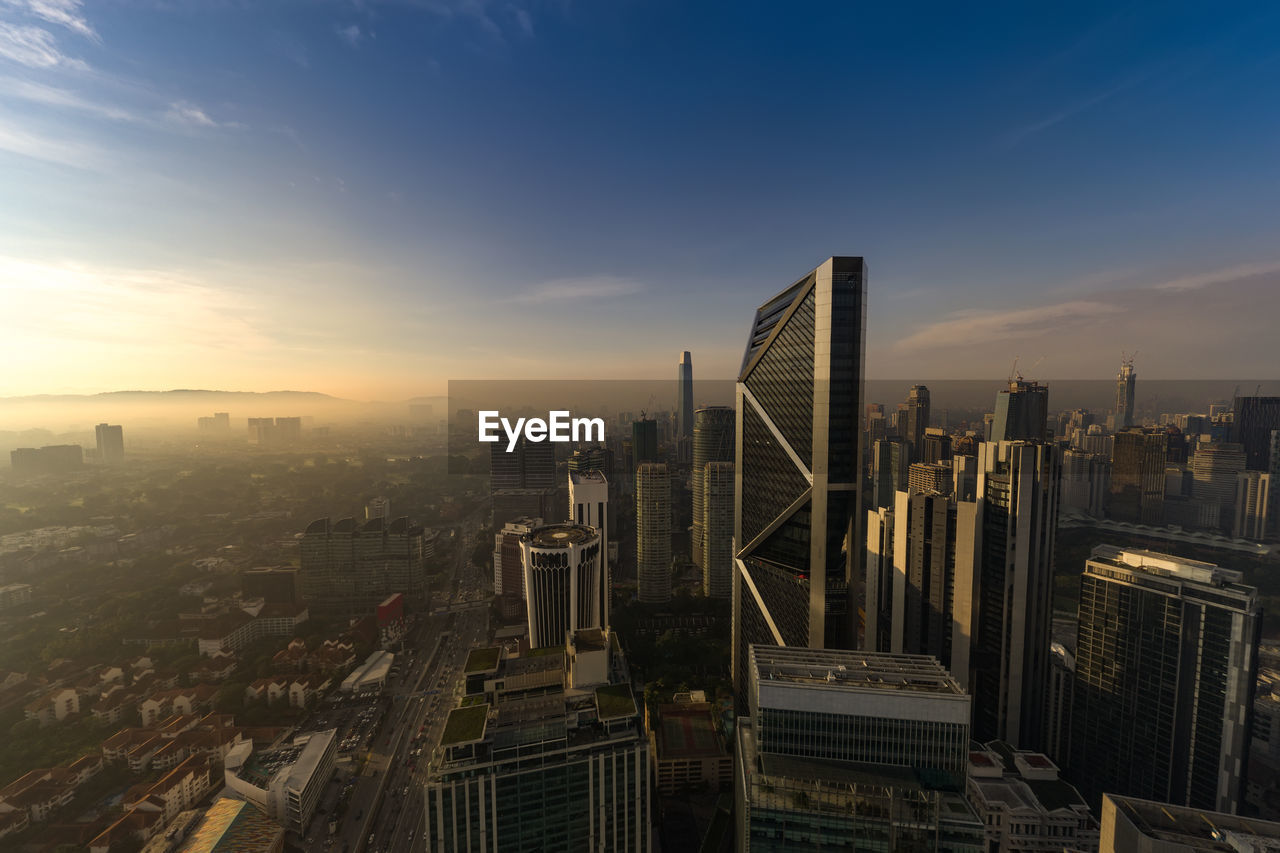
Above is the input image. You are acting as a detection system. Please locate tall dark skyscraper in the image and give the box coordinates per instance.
[691,406,735,571]
[1233,396,1280,470]
[1116,354,1136,429]
[631,418,658,464]
[905,384,930,462]
[676,351,694,445]
[991,379,1049,442]
[1109,428,1168,524]
[731,256,866,706]
[1070,546,1259,814]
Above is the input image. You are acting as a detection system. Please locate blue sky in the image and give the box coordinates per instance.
[2,1,1279,398]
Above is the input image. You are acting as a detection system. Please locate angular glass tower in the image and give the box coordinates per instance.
[731,256,866,706]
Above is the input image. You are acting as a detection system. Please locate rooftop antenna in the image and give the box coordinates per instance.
[1009,356,1020,383]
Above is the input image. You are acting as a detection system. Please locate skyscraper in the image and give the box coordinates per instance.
[635,463,671,603]
[871,439,908,509]
[991,379,1049,442]
[491,435,559,527]
[970,440,1060,748]
[676,350,694,446]
[734,646,985,852]
[493,516,541,599]
[905,384,930,462]
[95,423,124,464]
[631,418,658,465]
[701,461,734,598]
[1070,546,1260,813]
[1109,428,1168,524]
[520,523,604,648]
[1116,354,1136,429]
[1233,395,1280,470]
[569,469,610,626]
[691,406,735,571]
[1192,440,1247,534]
[732,256,865,706]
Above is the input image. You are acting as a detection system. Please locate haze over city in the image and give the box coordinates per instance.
[4,1,1280,398]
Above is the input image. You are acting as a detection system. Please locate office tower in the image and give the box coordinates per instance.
[1060,449,1109,518]
[1192,440,1247,534]
[1271,430,1280,536]
[1233,396,1280,470]
[491,436,559,527]
[732,257,866,707]
[691,406,735,571]
[365,496,391,521]
[864,490,979,681]
[631,418,658,465]
[242,567,300,606]
[95,423,124,464]
[872,439,909,509]
[568,446,609,474]
[1235,471,1270,540]
[1116,354,1137,429]
[299,516,428,616]
[735,646,985,852]
[635,463,671,603]
[991,379,1049,442]
[904,384,930,462]
[1070,546,1260,813]
[9,444,83,475]
[520,523,604,648]
[570,469,609,627]
[425,633,650,852]
[493,516,540,599]
[1110,428,1169,524]
[971,440,1060,748]
[966,740,1097,851]
[701,461,734,598]
[922,427,952,464]
[676,350,694,445]
[1099,793,1280,852]
[1044,642,1074,767]
[491,439,526,489]
[908,461,952,496]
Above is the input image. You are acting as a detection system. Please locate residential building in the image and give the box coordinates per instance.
[966,740,1098,851]
[520,523,605,648]
[223,729,337,833]
[636,463,671,604]
[1192,441,1248,535]
[95,423,125,464]
[1070,546,1260,813]
[692,406,735,571]
[732,256,866,710]
[1235,470,1270,540]
[299,516,428,616]
[0,582,32,610]
[735,646,985,852]
[9,444,83,476]
[493,516,541,599]
[1110,429,1168,524]
[1060,449,1109,518]
[872,438,909,509]
[701,461,735,598]
[908,461,952,496]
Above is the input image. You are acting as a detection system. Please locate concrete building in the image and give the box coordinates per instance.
[646,701,731,795]
[735,646,984,852]
[1233,396,1280,471]
[732,257,866,710]
[1100,793,1280,852]
[9,444,83,476]
[636,463,671,604]
[1192,441,1248,535]
[701,461,734,598]
[872,439,909,509]
[95,423,124,464]
[1061,449,1110,518]
[521,523,605,648]
[676,351,694,460]
[223,729,336,834]
[908,461,952,496]
[493,516,541,599]
[991,379,1049,442]
[966,740,1097,852]
[299,516,428,616]
[1111,428,1169,524]
[692,406,735,571]
[1070,546,1260,813]
[1235,470,1270,540]
[905,384,931,463]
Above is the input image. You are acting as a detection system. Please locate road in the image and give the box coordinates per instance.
[316,508,491,853]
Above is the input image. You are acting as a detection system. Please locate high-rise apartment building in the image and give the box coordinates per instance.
[732,256,866,706]
[299,517,428,616]
[922,427,953,465]
[1110,428,1168,524]
[701,461,734,599]
[991,379,1049,442]
[1070,546,1260,813]
[425,633,650,852]
[1192,440,1247,534]
[1235,471,1271,540]
[1116,355,1137,429]
[734,645,985,852]
[95,423,124,464]
[569,469,610,627]
[1060,449,1109,519]
[520,523,604,649]
[491,435,559,527]
[9,445,83,475]
[871,439,909,509]
[908,461,953,496]
[905,384,930,463]
[691,406,735,571]
[1233,396,1280,470]
[636,463,671,603]
[971,440,1060,749]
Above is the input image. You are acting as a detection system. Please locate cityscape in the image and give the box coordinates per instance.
[3,3,1280,853]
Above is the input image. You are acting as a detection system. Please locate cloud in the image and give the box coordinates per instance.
[1149,260,1280,292]
[165,101,242,130]
[509,5,532,38]
[0,76,135,120]
[513,275,644,304]
[1001,75,1145,149]
[893,301,1123,353]
[19,0,96,41]
[336,23,363,46]
[0,120,101,166]
[0,21,84,68]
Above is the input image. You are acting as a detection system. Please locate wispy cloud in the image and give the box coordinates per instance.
[1149,260,1280,292]
[0,76,135,120]
[893,301,1123,352]
[336,23,364,47]
[513,275,643,304]
[1001,74,1146,149]
[508,5,533,38]
[0,21,84,68]
[165,100,242,130]
[0,119,101,167]
[16,0,96,41]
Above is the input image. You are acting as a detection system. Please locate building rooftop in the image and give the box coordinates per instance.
[1090,545,1242,585]
[595,684,636,721]
[751,647,964,696]
[464,647,500,674]
[526,524,596,548]
[178,797,283,852]
[441,704,490,746]
[569,470,608,485]
[1108,794,1280,851]
[573,628,607,653]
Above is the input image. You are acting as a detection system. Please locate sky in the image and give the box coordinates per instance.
[2,0,1280,400]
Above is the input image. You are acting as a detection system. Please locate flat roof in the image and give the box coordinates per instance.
[595,684,636,721]
[1108,794,1280,849]
[441,704,489,746]
[464,647,500,674]
[527,524,595,547]
[751,646,963,696]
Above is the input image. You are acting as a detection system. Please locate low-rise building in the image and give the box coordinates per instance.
[645,701,731,795]
[223,729,337,833]
[23,687,80,726]
[288,674,330,709]
[966,740,1098,851]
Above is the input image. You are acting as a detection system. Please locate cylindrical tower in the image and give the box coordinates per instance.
[520,523,603,649]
